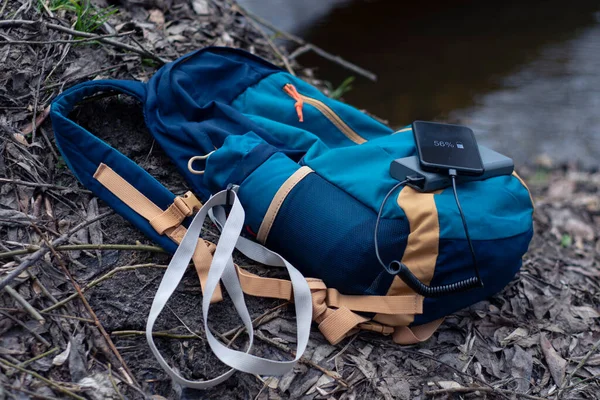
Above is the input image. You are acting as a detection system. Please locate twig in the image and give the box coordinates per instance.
[0,178,91,193]
[0,0,8,17]
[222,302,288,339]
[0,307,95,323]
[425,386,546,400]
[42,263,167,313]
[0,243,164,259]
[21,104,51,136]
[0,20,168,63]
[18,347,60,368]
[27,269,58,304]
[231,4,377,82]
[1,383,61,400]
[111,330,201,339]
[560,337,600,396]
[232,4,295,76]
[44,32,71,84]
[0,358,86,400]
[327,332,359,363]
[0,30,135,45]
[255,331,349,388]
[3,285,45,323]
[395,347,511,400]
[40,0,54,18]
[0,211,112,291]
[107,363,125,400]
[0,310,50,346]
[113,302,287,341]
[34,227,141,390]
[31,46,51,142]
[562,373,600,391]
[45,62,129,92]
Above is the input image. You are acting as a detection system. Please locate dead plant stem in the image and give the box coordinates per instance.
[425,386,546,400]
[0,243,163,259]
[42,263,167,313]
[34,226,141,390]
[0,211,112,290]
[0,358,86,400]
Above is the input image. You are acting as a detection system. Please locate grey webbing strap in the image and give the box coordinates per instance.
[146,190,312,389]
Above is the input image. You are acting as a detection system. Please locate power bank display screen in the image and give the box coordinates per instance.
[412,121,484,176]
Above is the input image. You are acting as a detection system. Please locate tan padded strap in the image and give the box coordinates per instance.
[357,321,394,336]
[94,163,223,302]
[235,266,293,300]
[94,163,162,220]
[326,289,422,314]
[317,306,369,345]
[257,166,313,244]
[235,267,421,315]
[392,318,444,345]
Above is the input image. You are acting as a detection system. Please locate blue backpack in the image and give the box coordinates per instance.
[50,46,534,388]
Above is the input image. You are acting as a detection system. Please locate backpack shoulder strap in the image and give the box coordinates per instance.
[50,80,223,301]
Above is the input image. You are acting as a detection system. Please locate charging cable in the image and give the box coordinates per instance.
[375,170,483,297]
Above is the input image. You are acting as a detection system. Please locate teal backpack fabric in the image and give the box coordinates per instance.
[50,46,534,328]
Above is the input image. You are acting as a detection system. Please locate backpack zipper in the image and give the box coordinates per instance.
[283,83,367,144]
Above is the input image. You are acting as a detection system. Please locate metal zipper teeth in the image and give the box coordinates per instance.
[299,95,367,144]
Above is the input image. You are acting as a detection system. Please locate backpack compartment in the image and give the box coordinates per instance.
[230,71,394,149]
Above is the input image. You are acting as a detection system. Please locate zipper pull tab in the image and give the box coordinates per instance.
[283,83,304,122]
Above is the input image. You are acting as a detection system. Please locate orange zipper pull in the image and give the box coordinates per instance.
[283,83,304,122]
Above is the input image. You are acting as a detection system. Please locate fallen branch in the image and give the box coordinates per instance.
[0,383,61,400]
[425,386,546,400]
[0,20,168,64]
[107,363,125,400]
[0,30,135,45]
[0,307,94,323]
[255,331,349,388]
[232,4,377,82]
[112,330,201,339]
[0,178,91,193]
[0,243,164,259]
[0,211,112,291]
[18,347,60,368]
[559,337,600,396]
[0,310,50,346]
[30,46,51,143]
[3,286,45,324]
[232,4,295,76]
[33,225,141,390]
[0,358,86,400]
[396,347,511,400]
[42,263,167,313]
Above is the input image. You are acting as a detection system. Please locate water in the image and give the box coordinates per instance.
[240,0,600,168]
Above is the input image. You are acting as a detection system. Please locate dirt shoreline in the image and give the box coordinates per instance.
[1,1,599,399]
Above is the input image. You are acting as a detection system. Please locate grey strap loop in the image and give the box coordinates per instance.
[146,190,312,389]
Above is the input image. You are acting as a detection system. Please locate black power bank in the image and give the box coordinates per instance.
[390,145,514,192]
[412,121,484,176]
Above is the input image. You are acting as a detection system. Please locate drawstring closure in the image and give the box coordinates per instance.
[283,84,304,122]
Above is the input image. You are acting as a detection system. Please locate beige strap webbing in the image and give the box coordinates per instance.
[392,318,444,345]
[257,166,313,244]
[235,266,422,315]
[318,306,369,344]
[325,289,422,315]
[94,164,162,220]
[94,163,223,302]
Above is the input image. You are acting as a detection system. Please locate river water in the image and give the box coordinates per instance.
[240,0,600,168]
